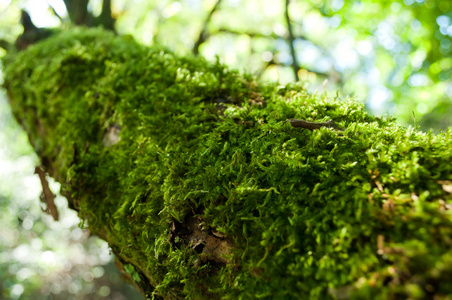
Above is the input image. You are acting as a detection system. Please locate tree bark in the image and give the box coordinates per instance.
[2,27,452,299]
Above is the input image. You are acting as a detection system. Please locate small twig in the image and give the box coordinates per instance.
[46,0,64,22]
[216,28,280,39]
[35,166,59,221]
[284,0,300,81]
[283,119,344,131]
[209,28,342,85]
[193,0,223,55]
[255,58,332,80]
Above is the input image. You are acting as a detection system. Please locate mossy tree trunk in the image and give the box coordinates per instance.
[2,28,452,299]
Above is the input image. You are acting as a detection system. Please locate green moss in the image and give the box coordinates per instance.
[2,27,452,299]
[125,264,141,283]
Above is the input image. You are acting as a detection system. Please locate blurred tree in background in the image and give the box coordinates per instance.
[0,0,450,298]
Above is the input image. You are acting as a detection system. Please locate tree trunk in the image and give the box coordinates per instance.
[2,27,452,299]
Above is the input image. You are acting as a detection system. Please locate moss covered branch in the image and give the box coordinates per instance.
[2,28,452,299]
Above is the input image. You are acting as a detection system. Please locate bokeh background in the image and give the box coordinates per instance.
[0,0,451,299]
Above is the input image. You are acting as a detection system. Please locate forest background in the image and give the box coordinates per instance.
[0,0,450,298]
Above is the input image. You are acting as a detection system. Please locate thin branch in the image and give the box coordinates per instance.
[284,0,300,81]
[215,28,280,39]
[214,28,320,78]
[35,166,59,221]
[193,0,223,55]
[195,24,343,87]
[214,27,333,69]
[213,28,334,81]
[283,119,344,131]
[46,0,64,22]
[255,58,331,81]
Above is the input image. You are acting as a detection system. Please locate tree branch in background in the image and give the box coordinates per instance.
[216,28,281,39]
[35,166,59,221]
[284,0,300,81]
[58,0,115,30]
[62,0,90,25]
[46,0,64,22]
[255,58,332,82]
[193,0,223,55]
[20,10,37,32]
[196,26,342,87]
[15,10,53,50]
[283,119,344,131]
[96,0,115,31]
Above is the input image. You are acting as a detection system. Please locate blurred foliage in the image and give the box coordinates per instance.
[114,0,452,131]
